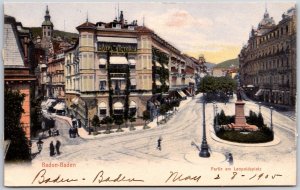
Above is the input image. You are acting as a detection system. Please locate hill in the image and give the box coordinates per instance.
[30,27,78,43]
[205,62,216,69]
[214,58,239,69]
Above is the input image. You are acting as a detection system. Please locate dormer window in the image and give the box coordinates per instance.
[128,26,134,30]
[113,24,121,29]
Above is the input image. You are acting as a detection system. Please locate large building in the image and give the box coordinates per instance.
[239,6,296,106]
[4,15,36,140]
[64,11,198,128]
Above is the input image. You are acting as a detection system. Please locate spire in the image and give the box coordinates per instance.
[86,11,89,22]
[118,2,120,21]
[44,5,51,21]
[265,1,267,13]
[143,15,145,26]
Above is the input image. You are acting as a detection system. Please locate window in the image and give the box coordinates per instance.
[99,109,107,116]
[88,35,93,46]
[99,81,106,91]
[129,108,137,116]
[81,35,87,46]
[48,31,50,36]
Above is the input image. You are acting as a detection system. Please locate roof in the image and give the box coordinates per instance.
[76,21,96,30]
[42,20,53,26]
[135,26,153,33]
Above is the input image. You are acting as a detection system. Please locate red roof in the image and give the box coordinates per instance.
[76,21,95,30]
[135,26,153,33]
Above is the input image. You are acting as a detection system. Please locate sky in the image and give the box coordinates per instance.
[4,1,295,63]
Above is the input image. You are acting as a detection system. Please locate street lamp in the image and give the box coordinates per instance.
[199,74,210,158]
[215,104,219,132]
[270,106,273,132]
[156,106,160,126]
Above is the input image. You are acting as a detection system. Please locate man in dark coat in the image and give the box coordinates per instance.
[69,128,72,138]
[55,140,61,155]
[50,141,55,156]
[157,137,162,151]
[75,127,80,137]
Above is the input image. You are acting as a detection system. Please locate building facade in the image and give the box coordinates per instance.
[239,6,296,106]
[4,15,36,140]
[65,11,199,128]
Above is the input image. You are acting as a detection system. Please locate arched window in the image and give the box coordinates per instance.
[113,102,124,115]
[129,101,137,117]
[98,102,107,117]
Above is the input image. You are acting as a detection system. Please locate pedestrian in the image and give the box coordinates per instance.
[72,118,77,128]
[55,140,61,155]
[36,138,44,153]
[75,127,80,137]
[50,141,55,156]
[69,128,72,138]
[48,129,52,137]
[228,153,233,165]
[157,137,162,151]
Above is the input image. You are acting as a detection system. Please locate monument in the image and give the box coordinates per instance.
[228,87,258,131]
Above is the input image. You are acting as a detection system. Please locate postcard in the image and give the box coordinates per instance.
[3,1,297,186]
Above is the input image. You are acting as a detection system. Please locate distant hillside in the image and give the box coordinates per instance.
[30,27,78,43]
[214,58,239,69]
[205,62,216,69]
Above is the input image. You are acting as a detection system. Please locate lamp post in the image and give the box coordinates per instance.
[156,106,160,126]
[213,101,216,129]
[199,74,210,158]
[270,106,273,132]
[258,101,262,114]
[215,104,219,132]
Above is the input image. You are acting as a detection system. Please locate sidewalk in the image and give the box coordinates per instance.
[53,97,193,140]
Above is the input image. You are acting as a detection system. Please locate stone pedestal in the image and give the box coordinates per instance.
[235,101,247,125]
[227,100,258,131]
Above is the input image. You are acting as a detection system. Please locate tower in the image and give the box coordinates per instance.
[42,5,54,39]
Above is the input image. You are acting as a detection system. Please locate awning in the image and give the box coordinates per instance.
[98,102,106,108]
[130,78,136,85]
[99,58,106,65]
[188,78,195,84]
[183,89,191,96]
[255,89,263,96]
[97,36,137,44]
[129,101,137,108]
[128,59,136,65]
[113,102,124,110]
[247,84,254,88]
[111,77,125,80]
[40,64,47,68]
[177,90,187,98]
[110,56,128,65]
[156,80,162,86]
[72,97,79,105]
[42,99,56,108]
[155,61,162,67]
[54,102,66,110]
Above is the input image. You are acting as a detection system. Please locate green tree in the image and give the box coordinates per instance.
[5,89,30,161]
[159,104,168,121]
[129,116,136,131]
[217,110,228,125]
[142,110,150,129]
[103,116,113,134]
[91,115,100,132]
[115,115,124,132]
